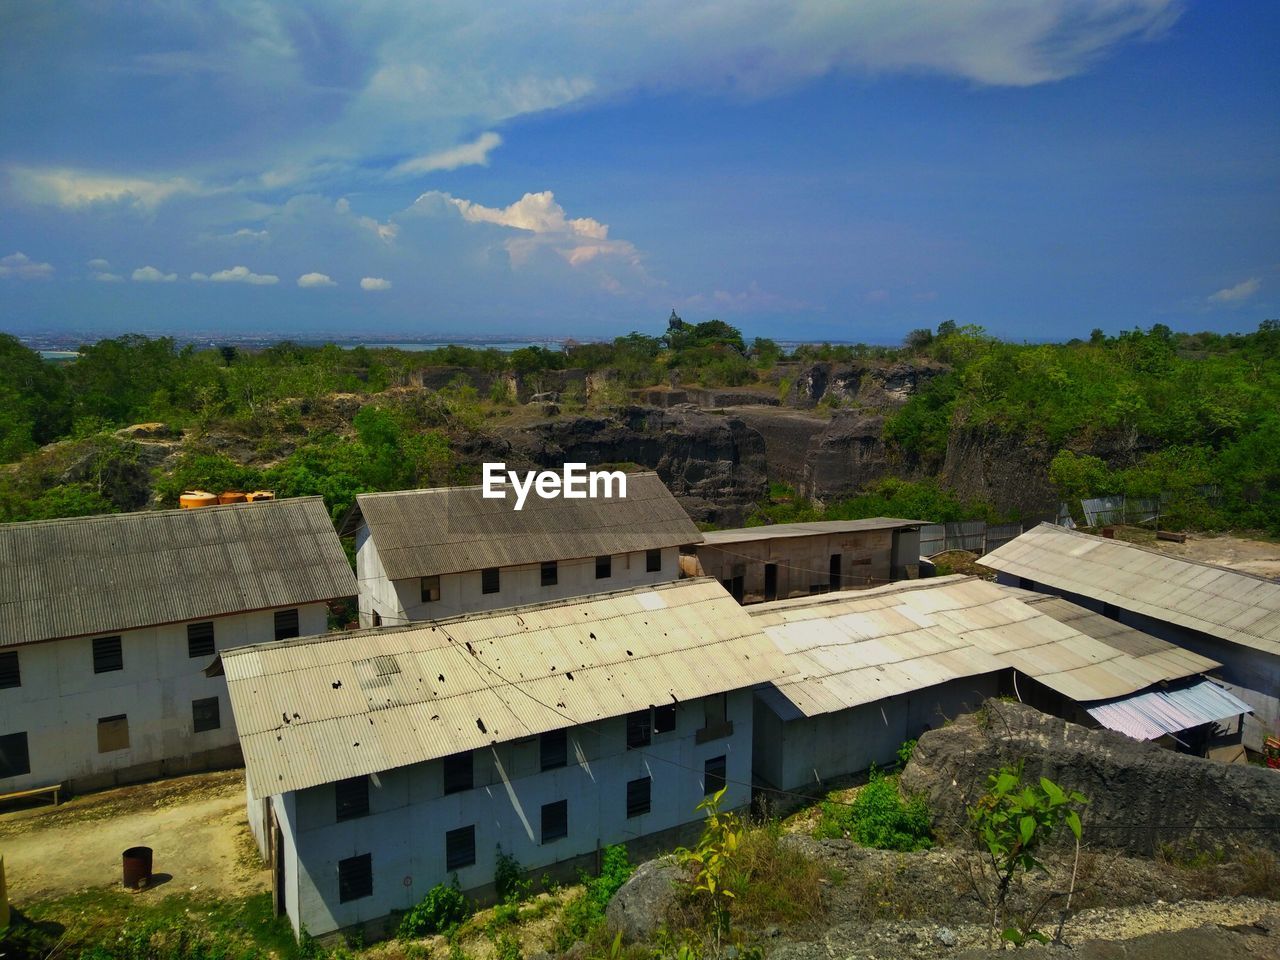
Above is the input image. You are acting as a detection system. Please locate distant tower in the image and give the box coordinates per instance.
[668,308,685,332]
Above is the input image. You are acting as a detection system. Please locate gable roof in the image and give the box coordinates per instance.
[698,517,926,546]
[982,523,1280,657]
[0,497,357,646]
[222,578,788,796]
[345,472,702,581]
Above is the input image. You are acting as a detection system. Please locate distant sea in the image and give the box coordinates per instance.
[364,341,560,352]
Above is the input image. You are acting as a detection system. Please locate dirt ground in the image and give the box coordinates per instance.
[0,769,268,905]
[1145,530,1280,579]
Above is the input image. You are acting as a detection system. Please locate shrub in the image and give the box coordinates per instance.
[399,877,472,939]
[494,847,531,904]
[493,930,523,960]
[814,768,932,852]
[549,845,633,949]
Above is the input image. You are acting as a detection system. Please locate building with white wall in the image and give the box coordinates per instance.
[343,473,702,626]
[0,497,357,795]
[221,578,787,939]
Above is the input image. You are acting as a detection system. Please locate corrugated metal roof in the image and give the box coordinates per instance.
[982,524,1280,657]
[1085,679,1253,741]
[0,497,357,646]
[222,578,789,797]
[699,517,926,546]
[345,473,703,581]
[748,575,1212,720]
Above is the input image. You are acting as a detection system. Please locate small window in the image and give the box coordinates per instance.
[541,560,558,587]
[338,853,373,903]
[421,575,441,603]
[481,567,500,595]
[192,697,220,733]
[595,555,612,579]
[445,825,476,870]
[372,611,382,627]
[829,553,842,589]
[646,548,662,573]
[541,799,568,844]
[0,651,20,689]
[274,609,300,641]
[0,731,30,778]
[541,729,568,771]
[625,710,651,748]
[335,775,370,821]
[97,714,130,753]
[704,756,727,796]
[187,621,215,659]
[653,704,677,735]
[443,751,473,794]
[92,636,123,674]
[626,776,651,818]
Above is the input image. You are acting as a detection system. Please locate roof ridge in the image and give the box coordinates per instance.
[0,495,321,530]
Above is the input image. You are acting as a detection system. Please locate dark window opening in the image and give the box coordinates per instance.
[274,608,299,641]
[481,567,501,594]
[541,799,568,844]
[338,853,372,902]
[541,561,558,587]
[446,825,477,870]
[97,714,130,753]
[421,575,441,603]
[625,710,651,748]
[0,731,30,778]
[443,751,473,794]
[653,704,677,735]
[92,636,123,674]
[595,555,612,579]
[626,776,652,818]
[541,729,568,771]
[0,651,20,689]
[646,549,662,573]
[764,564,778,602]
[192,696,220,733]
[704,755,727,796]
[722,576,744,604]
[187,621,215,659]
[372,611,382,627]
[335,775,370,821]
[829,553,842,589]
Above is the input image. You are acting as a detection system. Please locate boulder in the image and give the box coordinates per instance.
[605,856,685,943]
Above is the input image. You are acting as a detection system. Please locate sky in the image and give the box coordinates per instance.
[0,1,1277,343]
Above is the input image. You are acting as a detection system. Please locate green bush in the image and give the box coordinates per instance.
[550,845,634,949]
[494,846,531,904]
[399,877,472,939]
[814,768,932,851]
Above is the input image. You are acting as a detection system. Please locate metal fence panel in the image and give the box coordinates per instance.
[919,524,945,556]
[1082,495,1126,527]
[982,523,1024,555]
[1126,497,1160,525]
[946,521,986,553]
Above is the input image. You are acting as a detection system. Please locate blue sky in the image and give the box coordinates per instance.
[0,1,1276,343]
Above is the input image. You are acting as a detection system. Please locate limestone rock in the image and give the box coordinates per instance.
[605,856,685,943]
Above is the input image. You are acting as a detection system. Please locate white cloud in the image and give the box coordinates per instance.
[94,272,125,283]
[87,258,111,270]
[132,265,178,282]
[298,272,337,287]
[360,277,392,291]
[190,272,209,281]
[9,166,207,210]
[390,132,503,178]
[194,265,279,285]
[1208,277,1261,304]
[0,251,54,280]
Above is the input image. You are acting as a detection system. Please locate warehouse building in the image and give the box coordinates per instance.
[0,497,357,796]
[221,578,787,939]
[983,524,1279,750]
[343,473,702,626]
[682,517,924,605]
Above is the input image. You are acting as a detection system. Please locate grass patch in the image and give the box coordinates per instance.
[813,769,932,852]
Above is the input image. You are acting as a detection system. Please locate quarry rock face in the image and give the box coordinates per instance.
[901,701,1280,855]
[800,412,893,504]
[780,360,947,410]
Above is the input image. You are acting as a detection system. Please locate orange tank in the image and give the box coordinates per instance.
[217,491,247,505]
[245,490,275,502]
[179,491,218,509]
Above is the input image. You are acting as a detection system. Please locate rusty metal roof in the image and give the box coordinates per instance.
[982,524,1280,657]
[0,497,357,646]
[345,472,703,580]
[222,578,788,797]
[699,518,926,546]
[749,575,1213,720]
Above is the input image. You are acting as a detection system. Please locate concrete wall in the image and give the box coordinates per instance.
[753,674,999,794]
[357,529,682,626]
[276,689,753,937]
[0,603,329,794]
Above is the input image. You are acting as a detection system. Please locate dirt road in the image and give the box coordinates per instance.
[1152,531,1280,579]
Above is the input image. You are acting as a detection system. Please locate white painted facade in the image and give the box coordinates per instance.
[356,526,681,626]
[261,689,753,938]
[0,603,328,794]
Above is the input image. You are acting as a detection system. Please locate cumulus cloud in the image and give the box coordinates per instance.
[193,265,279,285]
[132,265,178,282]
[390,132,503,178]
[94,272,125,283]
[0,252,54,280]
[9,167,207,210]
[87,258,111,270]
[360,277,392,291]
[1208,277,1261,304]
[298,272,336,287]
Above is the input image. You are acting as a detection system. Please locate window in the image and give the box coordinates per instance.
[421,575,441,603]
[92,636,123,674]
[445,825,476,870]
[0,651,20,689]
[541,729,567,771]
[704,756,727,796]
[187,621,215,659]
[653,704,677,735]
[646,548,662,573]
[541,560,558,587]
[595,555,612,579]
[625,710,651,749]
[829,553,842,589]
[0,732,30,778]
[192,697,221,733]
[443,751,473,794]
[274,609,299,641]
[372,611,382,627]
[481,567,500,595]
[335,775,370,821]
[97,715,130,753]
[541,799,568,844]
[338,853,373,902]
[626,776,651,818]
